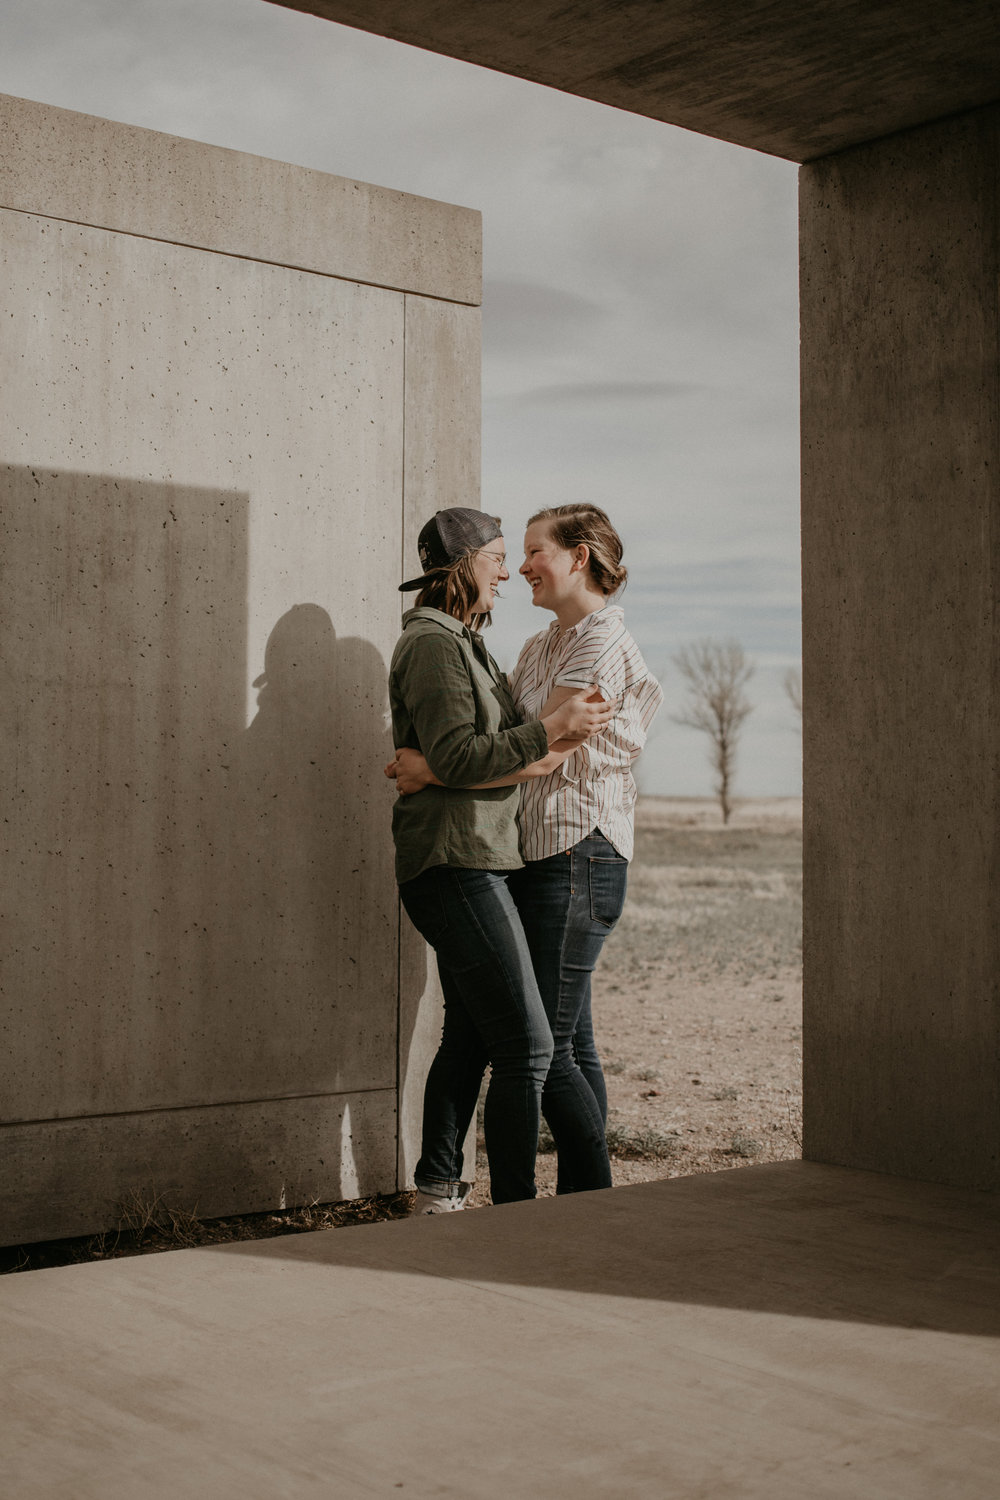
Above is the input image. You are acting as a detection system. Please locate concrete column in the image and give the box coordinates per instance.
[397,295,482,1187]
[800,105,1000,1189]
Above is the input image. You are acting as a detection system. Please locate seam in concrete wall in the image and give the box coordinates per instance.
[0,92,481,305]
[0,201,480,305]
[10,1088,399,1131]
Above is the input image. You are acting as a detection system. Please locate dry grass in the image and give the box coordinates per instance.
[1,1191,415,1275]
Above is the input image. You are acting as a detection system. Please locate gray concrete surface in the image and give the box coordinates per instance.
[399,292,483,1187]
[2,1162,997,1498]
[0,93,481,301]
[800,104,1000,1191]
[270,0,1000,162]
[0,94,481,1243]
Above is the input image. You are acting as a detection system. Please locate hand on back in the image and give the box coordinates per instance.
[384,746,434,795]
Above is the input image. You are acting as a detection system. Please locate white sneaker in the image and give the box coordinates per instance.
[410,1184,472,1215]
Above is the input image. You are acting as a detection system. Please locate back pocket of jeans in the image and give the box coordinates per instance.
[588,856,627,927]
[400,878,450,948]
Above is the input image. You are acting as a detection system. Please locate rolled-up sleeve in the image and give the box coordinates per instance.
[554,630,627,702]
[396,633,548,786]
[554,644,663,785]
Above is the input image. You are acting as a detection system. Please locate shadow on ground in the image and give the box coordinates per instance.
[208,1161,1000,1339]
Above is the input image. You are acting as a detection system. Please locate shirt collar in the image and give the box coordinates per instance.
[547,602,623,639]
[403,606,472,639]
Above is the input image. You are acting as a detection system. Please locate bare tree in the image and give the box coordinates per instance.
[673,638,755,825]
[783,665,802,719]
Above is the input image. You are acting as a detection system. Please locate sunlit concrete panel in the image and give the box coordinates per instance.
[0,93,481,304]
[800,105,1000,1190]
[0,96,482,1242]
[397,294,482,1185]
[403,295,482,525]
[0,215,402,1123]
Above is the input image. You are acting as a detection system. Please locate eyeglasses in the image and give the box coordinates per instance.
[479,549,507,569]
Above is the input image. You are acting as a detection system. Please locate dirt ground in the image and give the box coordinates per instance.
[469,795,803,1205]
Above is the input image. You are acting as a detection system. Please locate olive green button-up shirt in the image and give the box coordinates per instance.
[389,607,549,884]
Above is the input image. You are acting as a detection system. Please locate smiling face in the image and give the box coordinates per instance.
[469,538,509,616]
[519,520,582,612]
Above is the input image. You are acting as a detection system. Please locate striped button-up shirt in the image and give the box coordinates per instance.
[508,605,663,862]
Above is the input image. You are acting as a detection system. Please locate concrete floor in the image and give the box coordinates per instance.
[1,1161,997,1498]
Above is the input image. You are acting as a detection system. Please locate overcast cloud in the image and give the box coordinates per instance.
[0,0,802,796]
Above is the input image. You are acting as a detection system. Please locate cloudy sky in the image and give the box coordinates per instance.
[2,0,801,797]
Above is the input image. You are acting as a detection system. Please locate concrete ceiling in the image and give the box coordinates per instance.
[266,0,1000,161]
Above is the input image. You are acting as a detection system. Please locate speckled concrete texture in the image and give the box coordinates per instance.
[800,106,1000,1191]
[0,96,481,1242]
[396,293,482,1186]
[2,1163,997,1498]
[0,92,481,303]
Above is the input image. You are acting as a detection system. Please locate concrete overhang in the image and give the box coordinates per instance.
[266,0,1000,161]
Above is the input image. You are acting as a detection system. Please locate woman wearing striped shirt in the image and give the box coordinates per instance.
[392,504,662,1195]
[388,506,614,1211]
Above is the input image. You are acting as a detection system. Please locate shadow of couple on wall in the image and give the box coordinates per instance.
[0,464,424,1227]
[213,602,421,1206]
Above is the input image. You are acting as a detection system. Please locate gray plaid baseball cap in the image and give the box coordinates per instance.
[399,508,503,591]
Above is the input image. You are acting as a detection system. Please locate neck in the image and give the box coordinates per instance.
[553,586,608,631]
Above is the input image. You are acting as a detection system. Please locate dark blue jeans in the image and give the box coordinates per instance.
[399,866,554,1204]
[508,830,628,1194]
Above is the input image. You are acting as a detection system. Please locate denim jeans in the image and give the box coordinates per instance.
[399,866,554,1204]
[508,830,628,1194]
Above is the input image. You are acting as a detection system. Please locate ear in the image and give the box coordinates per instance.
[571,543,591,573]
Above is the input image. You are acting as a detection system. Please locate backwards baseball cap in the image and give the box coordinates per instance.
[399,507,503,592]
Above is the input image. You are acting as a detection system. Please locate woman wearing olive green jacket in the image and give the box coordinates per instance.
[389,507,611,1211]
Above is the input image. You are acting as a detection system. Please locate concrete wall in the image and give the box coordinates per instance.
[0,95,481,1244]
[800,104,1000,1190]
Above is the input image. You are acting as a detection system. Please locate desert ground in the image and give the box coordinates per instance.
[470,795,803,1205]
